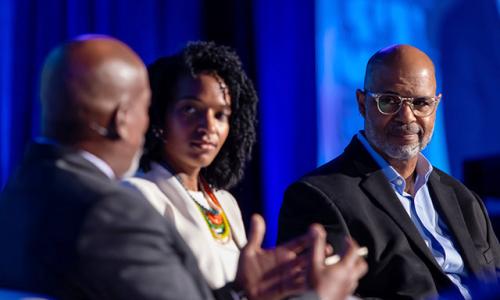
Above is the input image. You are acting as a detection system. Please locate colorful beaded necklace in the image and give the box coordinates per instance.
[195,176,231,243]
[166,163,231,244]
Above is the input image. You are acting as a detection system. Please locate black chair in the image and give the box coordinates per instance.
[464,155,500,236]
[464,155,500,198]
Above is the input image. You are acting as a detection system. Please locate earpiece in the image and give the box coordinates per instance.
[89,122,120,140]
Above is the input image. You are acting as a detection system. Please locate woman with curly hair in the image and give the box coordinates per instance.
[125,41,257,289]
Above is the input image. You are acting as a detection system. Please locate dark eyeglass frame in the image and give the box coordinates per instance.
[365,91,442,117]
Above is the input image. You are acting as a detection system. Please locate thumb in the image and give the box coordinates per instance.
[247,214,266,250]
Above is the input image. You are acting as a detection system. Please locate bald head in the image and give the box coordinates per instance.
[357,44,440,165]
[40,35,148,143]
[364,44,436,94]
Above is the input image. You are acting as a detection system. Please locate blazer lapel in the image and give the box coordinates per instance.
[360,170,444,270]
[220,198,247,249]
[147,163,241,248]
[27,142,111,180]
[428,172,483,278]
[348,137,444,273]
[148,163,208,229]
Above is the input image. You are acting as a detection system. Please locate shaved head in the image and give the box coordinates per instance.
[364,44,436,93]
[357,44,439,164]
[41,35,147,143]
[40,35,150,177]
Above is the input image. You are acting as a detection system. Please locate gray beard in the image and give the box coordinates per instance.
[364,120,433,160]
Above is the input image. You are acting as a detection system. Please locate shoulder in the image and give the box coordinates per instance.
[287,154,362,201]
[122,175,172,217]
[82,178,172,239]
[80,174,154,218]
[214,189,243,216]
[215,189,238,205]
[429,167,489,220]
[123,176,163,195]
[431,167,479,198]
[124,164,166,191]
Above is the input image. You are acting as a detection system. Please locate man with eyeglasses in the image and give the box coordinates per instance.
[278,44,500,299]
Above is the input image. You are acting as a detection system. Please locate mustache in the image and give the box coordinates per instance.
[388,122,422,135]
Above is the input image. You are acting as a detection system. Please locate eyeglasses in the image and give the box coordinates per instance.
[365,91,441,117]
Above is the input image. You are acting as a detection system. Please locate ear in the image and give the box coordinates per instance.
[113,103,129,140]
[356,89,366,118]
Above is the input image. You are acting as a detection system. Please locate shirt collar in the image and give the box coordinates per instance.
[79,150,115,179]
[356,131,433,194]
[36,136,116,179]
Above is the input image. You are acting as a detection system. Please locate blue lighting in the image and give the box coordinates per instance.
[315,0,450,173]
[0,1,13,189]
[254,1,317,246]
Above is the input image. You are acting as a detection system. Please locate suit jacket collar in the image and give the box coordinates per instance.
[344,137,443,266]
[428,172,485,279]
[25,142,111,181]
[344,136,468,288]
[139,162,247,249]
[345,136,486,281]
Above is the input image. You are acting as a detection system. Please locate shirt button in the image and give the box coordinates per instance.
[396,179,403,186]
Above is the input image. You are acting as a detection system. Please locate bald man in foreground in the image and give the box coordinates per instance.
[0,36,367,300]
[278,45,500,299]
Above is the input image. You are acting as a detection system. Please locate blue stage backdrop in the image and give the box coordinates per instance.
[1,0,500,246]
[0,1,13,189]
[315,0,450,171]
[0,0,202,189]
[254,0,318,246]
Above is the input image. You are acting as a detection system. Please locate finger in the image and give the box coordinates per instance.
[347,260,367,293]
[281,267,309,297]
[345,236,359,248]
[256,259,308,300]
[261,253,309,282]
[341,240,368,281]
[304,224,326,290]
[278,235,310,256]
[353,256,368,279]
[340,238,361,267]
[257,272,308,300]
[280,224,324,254]
[346,279,359,295]
[325,243,333,256]
[247,214,265,249]
[309,224,327,268]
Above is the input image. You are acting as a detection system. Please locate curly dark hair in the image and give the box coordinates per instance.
[142,41,258,190]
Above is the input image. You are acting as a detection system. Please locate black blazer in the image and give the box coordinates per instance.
[0,143,215,300]
[278,136,500,299]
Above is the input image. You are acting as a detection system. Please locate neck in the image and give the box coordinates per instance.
[387,157,417,178]
[387,156,417,194]
[77,140,122,178]
[161,158,201,191]
[177,172,200,191]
